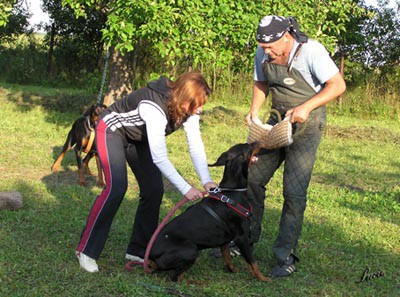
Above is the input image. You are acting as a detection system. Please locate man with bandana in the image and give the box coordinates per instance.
[246,15,346,277]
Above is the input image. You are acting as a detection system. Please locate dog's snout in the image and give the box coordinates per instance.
[249,142,261,166]
[251,141,261,155]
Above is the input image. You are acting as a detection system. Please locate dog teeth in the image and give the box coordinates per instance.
[251,156,258,163]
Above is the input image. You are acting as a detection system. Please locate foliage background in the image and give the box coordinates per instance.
[1,0,398,118]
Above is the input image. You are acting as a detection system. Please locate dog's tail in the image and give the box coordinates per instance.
[61,129,75,152]
[51,130,75,173]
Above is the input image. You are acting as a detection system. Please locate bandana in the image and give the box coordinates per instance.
[256,15,308,44]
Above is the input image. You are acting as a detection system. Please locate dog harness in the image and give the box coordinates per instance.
[200,190,252,237]
[83,117,95,154]
[205,192,252,219]
[201,187,252,229]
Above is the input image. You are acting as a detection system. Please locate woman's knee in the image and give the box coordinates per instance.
[140,180,164,200]
[108,178,128,197]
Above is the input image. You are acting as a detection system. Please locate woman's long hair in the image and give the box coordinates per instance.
[167,72,212,126]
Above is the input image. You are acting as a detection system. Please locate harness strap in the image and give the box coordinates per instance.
[201,204,231,233]
[288,43,303,73]
[83,117,95,154]
[207,193,252,219]
[84,129,95,154]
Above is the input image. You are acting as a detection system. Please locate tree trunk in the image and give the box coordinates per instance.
[47,23,56,75]
[102,46,133,106]
[337,51,345,108]
[0,191,23,210]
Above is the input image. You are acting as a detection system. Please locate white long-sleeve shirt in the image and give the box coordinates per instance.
[139,102,212,195]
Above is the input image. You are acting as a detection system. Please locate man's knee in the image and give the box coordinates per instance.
[283,192,307,214]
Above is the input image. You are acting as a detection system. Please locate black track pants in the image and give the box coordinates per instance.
[77,120,163,259]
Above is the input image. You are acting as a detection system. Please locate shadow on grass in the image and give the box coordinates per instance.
[2,176,399,296]
[46,145,105,188]
[1,85,97,128]
[1,85,398,295]
[314,138,400,226]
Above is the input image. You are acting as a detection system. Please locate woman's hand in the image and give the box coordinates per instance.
[184,187,205,201]
[203,181,219,192]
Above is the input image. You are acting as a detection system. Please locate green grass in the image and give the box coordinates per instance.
[0,84,399,297]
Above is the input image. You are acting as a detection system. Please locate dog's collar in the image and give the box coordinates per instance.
[86,116,95,131]
[208,187,247,193]
[83,117,95,154]
[84,130,95,154]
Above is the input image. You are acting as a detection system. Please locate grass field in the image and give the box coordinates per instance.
[0,83,399,297]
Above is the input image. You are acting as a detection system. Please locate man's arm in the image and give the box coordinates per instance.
[246,81,269,124]
[286,72,346,123]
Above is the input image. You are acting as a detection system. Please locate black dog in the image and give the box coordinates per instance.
[149,142,270,282]
[51,103,107,186]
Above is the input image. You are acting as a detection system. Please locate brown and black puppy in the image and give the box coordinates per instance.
[51,103,107,186]
[149,142,270,282]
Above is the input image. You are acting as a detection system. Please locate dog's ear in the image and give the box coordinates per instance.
[83,104,96,116]
[208,151,228,167]
[90,104,106,117]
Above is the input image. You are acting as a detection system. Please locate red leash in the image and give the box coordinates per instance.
[125,189,248,273]
[125,196,195,273]
[142,197,190,273]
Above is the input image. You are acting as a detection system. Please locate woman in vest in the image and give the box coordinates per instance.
[76,72,218,273]
[246,16,346,277]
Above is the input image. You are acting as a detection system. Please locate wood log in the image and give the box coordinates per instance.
[0,191,23,210]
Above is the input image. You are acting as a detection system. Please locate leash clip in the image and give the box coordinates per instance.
[208,187,221,194]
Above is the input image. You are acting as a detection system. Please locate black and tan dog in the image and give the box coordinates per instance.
[149,142,270,282]
[51,103,107,186]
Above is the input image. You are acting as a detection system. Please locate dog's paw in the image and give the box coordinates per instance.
[148,259,158,270]
[226,264,240,273]
[248,263,271,282]
[97,180,105,187]
[257,274,272,282]
[84,166,93,175]
[97,182,105,187]
[79,180,88,187]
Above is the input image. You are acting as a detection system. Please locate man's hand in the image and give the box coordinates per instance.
[286,72,346,124]
[286,104,311,123]
[245,112,258,125]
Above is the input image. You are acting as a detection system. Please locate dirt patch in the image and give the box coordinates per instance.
[201,105,244,126]
[325,125,399,144]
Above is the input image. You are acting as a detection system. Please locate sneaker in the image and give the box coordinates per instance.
[125,253,144,263]
[270,254,298,278]
[76,252,99,273]
[209,241,241,258]
[229,242,241,257]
